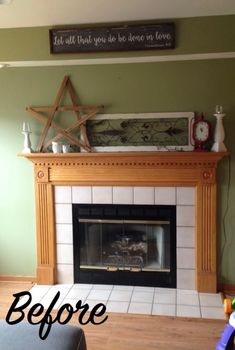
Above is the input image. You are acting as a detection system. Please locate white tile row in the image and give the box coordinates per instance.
[54,186,195,206]
[27,284,225,320]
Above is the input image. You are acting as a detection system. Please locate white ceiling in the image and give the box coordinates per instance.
[0,0,235,29]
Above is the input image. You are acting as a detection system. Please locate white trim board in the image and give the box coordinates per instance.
[1,51,235,68]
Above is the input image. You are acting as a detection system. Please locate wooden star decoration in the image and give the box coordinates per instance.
[26,76,103,152]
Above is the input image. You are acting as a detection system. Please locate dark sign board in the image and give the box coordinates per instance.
[49,23,175,54]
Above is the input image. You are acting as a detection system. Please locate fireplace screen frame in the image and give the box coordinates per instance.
[72,203,176,288]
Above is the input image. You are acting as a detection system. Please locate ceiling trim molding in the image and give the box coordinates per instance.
[1,51,235,68]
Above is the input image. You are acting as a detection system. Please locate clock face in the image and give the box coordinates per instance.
[194,121,210,142]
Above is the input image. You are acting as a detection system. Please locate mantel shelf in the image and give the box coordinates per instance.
[18,151,229,165]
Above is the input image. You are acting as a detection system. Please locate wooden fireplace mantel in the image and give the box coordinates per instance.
[19,151,228,292]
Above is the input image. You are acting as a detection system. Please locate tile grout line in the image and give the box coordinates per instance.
[198,292,202,318]
[127,286,135,313]
[70,186,72,205]
[106,285,114,305]
[150,288,155,315]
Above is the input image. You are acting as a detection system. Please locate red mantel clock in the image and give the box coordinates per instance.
[192,113,211,151]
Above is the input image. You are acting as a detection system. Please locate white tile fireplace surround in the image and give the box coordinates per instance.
[55,186,195,290]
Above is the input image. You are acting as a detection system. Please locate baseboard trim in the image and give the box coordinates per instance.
[0,275,36,283]
[218,283,235,295]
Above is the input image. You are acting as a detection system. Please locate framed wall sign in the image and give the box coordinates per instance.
[49,23,175,54]
[83,112,195,152]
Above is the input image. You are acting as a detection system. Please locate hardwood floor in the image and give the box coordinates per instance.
[0,281,33,319]
[0,282,226,350]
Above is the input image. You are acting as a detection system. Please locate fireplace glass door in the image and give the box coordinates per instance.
[73,204,176,287]
[79,219,170,272]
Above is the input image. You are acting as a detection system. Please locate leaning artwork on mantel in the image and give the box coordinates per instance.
[84,112,195,152]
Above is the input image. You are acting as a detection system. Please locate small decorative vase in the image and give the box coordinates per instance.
[62,144,71,153]
[52,141,62,153]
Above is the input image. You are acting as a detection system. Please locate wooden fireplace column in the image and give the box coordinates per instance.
[20,151,227,292]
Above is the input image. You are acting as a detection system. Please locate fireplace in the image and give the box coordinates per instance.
[20,151,228,292]
[72,203,176,287]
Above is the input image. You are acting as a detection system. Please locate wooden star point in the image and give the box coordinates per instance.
[26,76,103,152]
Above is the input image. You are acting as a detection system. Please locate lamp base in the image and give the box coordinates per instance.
[211,142,227,152]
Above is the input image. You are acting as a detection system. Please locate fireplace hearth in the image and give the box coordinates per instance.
[73,204,176,287]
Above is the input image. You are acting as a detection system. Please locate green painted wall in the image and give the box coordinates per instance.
[0,15,235,61]
[0,15,235,284]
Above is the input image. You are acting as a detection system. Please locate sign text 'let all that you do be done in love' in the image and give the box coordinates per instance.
[50,23,175,54]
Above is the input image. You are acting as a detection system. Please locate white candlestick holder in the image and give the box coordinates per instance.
[211,106,227,152]
[22,122,33,153]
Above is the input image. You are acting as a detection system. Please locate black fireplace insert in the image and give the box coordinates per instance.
[72,203,176,288]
